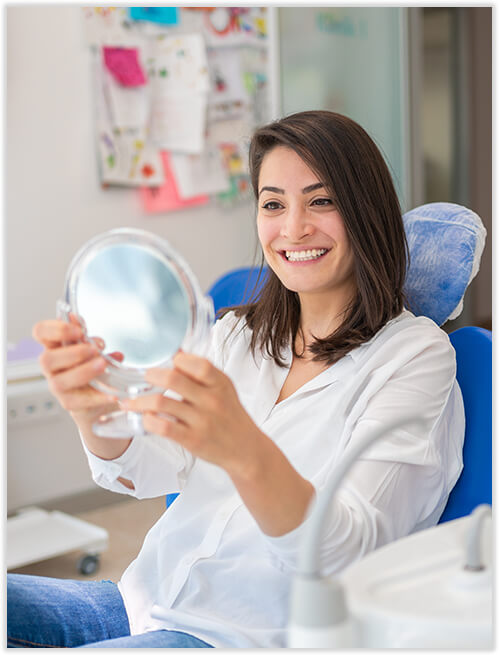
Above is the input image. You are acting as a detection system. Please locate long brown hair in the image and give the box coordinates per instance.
[228,110,408,367]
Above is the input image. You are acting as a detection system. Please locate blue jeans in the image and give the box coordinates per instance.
[7,574,213,648]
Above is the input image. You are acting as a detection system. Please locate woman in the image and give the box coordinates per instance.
[8,111,464,648]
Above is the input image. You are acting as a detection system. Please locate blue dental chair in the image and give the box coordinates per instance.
[438,326,492,522]
[208,266,269,316]
[402,202,490,522]
[169,203,490,520]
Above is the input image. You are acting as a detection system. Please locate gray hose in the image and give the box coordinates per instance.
[464,504,492,571]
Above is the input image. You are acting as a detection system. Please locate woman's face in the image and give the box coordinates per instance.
[256,146,356,302]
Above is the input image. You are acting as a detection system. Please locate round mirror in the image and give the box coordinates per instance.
[58,228,214,437]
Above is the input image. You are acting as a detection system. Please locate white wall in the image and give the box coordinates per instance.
[6,6,260,509]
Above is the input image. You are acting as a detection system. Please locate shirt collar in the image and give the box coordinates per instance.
[252,311,410,422]
[348,310,411,363]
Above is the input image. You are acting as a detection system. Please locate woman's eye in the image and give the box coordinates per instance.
[312,197,334,207]
[262,201,282,210]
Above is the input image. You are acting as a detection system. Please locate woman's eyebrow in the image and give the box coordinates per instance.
[258,182,324,196]
[302,182,324,194]
[258,185,284,196]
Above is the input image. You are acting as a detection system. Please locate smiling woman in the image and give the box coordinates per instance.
[234,111,408,367]
[12,110,464,649]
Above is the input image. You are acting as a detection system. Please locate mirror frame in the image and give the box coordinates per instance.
[57,227,214,397]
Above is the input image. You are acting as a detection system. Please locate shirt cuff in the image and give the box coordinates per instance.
[80,431,144,488]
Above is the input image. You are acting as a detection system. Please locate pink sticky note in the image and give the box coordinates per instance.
[140,151,209,214]
[103,46,146,87]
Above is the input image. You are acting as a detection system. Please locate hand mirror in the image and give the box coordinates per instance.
[57,228,214,438]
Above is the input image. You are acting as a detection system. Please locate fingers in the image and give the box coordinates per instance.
[144,367,206,404]
[59,387,117,413]
[88,337,124,362]
[143,412,187,442]
[48,355,108,394]
[124,394,195,426]
[68,313,85,329]
[32,320,83,348]
[39,342,100,375]
[171,351,219,385]
[109,351,125,362]
[32,318,118,415]
[91,337,106,350]
[144,353,220,398]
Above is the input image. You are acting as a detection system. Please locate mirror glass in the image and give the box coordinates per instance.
[76,243,190,369]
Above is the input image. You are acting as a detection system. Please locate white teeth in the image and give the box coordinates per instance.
[285,248,327,262]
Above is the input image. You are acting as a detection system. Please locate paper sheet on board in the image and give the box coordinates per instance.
[104,66,149,130]
[207,47,250,123]
[140,152,209,213]
[103,47,147,87]
[170,147,231,198]
[93,51,163,186]
[147,34,210,153]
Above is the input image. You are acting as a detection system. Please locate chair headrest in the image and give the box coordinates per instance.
[403,202,486,326]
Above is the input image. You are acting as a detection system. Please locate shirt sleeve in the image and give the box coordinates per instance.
[264,321,465,576]
[80,312,240,499]
[81,431,195,499]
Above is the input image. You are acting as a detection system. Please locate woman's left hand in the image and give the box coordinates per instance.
[122,351,264,479]
[125,351,315,536]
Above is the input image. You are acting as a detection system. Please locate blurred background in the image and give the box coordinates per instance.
[6,6,492,580]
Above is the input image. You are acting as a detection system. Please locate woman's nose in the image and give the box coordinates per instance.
[280,207,313,241]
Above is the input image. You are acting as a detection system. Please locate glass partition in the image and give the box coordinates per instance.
[278,7,410,208]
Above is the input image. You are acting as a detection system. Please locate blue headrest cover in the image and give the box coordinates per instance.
[403,202,486,326]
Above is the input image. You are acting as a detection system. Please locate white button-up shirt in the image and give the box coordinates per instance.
[82,309,464,648]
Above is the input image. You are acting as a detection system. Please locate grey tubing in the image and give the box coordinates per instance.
[465,504,492,571]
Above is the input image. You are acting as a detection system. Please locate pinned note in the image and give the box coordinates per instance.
[83,7,138,47]
[93,51,163,186]
[207,47,249,122]
[203,7,268,47]
[216,143,251,207]
[147,34,210,153]
[103,47,146,87]
[149,93,208,154]
[129,7,179,26]
[97,127,164,187]
[148,33,210,94]
[140,152,209,214]
[170,146,230,198]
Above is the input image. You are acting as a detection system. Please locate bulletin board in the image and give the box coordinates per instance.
[82,7,273,214]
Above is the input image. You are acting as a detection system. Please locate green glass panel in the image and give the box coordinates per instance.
[279,7,409,206]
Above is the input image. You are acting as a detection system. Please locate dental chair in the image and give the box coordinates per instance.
[208,265,268,316]
[190,202,489,522]
[440,325,492,521]
[402,202,490,522]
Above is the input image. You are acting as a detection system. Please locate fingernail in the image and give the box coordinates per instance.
[93,357,106,370]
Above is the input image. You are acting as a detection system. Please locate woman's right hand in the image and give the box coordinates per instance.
[32,317,117,420]
[33,315,133,464]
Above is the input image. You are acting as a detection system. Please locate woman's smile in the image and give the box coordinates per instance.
[279,247,331,263]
